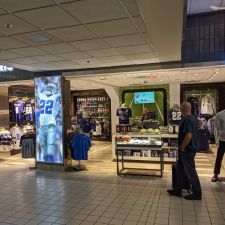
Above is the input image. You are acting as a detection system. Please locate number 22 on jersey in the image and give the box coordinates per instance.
[172,111,181,121]
[40,100,53,114]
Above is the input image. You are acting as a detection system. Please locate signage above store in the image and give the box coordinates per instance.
[0,65,14,72]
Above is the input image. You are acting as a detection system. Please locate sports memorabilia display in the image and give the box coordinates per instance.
[34,75,63,164]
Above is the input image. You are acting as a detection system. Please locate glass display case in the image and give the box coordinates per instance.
[115,133,164,177]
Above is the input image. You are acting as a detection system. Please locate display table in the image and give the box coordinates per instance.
[115,132,179,177]
[115,133,165,177]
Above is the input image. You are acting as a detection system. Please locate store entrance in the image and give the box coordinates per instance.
[70,89,113,171]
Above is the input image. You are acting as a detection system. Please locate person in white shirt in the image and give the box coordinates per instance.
[211,110,225,182]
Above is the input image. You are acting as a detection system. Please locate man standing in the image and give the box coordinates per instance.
[167,102,202,200]
[211,110,225,182]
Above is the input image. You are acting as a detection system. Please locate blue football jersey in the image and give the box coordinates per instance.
[12,100,24,123]
[24,102,34,121]
[37,93,61,126]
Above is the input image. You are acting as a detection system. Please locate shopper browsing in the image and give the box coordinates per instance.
[167,102,202,200]
[211,110,225,182]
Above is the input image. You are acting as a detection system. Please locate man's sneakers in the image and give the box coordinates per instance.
[184,193,202,200]
[167,189,182,197]
[211,175,221,182]
[167,189,202,200]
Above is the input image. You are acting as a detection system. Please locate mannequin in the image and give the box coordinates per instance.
[117,103,132,125]
[211,110,225,182]
[169,104,182,125]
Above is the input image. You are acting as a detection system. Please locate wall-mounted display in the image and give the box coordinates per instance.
[134,91,155,104]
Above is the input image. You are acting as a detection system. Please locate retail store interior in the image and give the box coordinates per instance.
[0,65,224,178]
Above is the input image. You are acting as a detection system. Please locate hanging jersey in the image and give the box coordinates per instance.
[24,102,34,121]
[169,108,182,125]
[37,93,61,126]
[11,100,24,123]
[201,95,216,115]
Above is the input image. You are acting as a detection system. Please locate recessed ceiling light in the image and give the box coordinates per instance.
[28,34,49,43]
[99,76,105,80]
[4,23,12,28]
[194,73,199,76]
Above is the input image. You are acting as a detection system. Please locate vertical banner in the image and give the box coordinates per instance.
[34,75,63,164]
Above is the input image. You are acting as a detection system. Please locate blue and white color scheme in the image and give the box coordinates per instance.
[34,75,63,164]
[134,92,155,104]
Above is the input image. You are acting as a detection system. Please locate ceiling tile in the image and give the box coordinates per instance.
[38,43,78,54]
[8,57,40,64]
[117,44,152,54]
[73,58,102,65]
[133,16,148,33]
[58,51,91,60]
[0,8,7,15]
[0,0,55,12]
[27,62,57,70]
[87,48,120,57]
[0,37,28,49]
[87,18,137,37]
[62,0,127,23]
[126,52,156,60]
[11,31,61,46]
[103,33,146,47]
[0,14,38,35]
[31,54,65,62]
[16,6,79,30]
[121,0,140,17]
[47,25,96,41]
[0,51,23,59]
[98,55,128,63]
[9,47,49,57]
[49,60,78,67]
[69,39,109,50]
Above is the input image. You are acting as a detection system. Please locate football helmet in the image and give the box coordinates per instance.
[46,83,57,96]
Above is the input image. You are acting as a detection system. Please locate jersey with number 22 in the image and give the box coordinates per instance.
[38,93,61,126]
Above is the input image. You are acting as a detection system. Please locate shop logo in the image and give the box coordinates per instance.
[0,65,14,72]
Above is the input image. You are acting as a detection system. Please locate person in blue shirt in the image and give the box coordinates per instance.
[167,102,202,200]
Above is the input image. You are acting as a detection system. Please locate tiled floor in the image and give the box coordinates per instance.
[0,142,225,225]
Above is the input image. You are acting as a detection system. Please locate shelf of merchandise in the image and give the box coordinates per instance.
[115,132,178,173]
[116,133,164,177]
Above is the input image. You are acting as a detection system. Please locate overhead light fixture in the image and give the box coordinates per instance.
[99,76,105,80]
[28,34,49,43]
[194,73,199,76]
